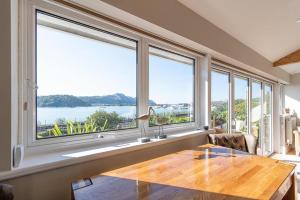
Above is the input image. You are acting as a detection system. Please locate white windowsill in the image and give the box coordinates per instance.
[0,129,211,181]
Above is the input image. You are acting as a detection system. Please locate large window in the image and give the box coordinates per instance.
[211,67,273,154]
[149,46,195,126]
[36,11,137,139]
[211,71,230,131]
[23,1,273,151]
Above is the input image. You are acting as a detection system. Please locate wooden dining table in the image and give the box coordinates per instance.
[72,144,296,200]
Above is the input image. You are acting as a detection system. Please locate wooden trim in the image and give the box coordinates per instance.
[273,49,300,67]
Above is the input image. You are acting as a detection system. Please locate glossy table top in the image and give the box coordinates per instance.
[73,144,295,200]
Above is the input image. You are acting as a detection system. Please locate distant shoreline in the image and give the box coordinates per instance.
[37,93,156,107]
[37,104,137,108]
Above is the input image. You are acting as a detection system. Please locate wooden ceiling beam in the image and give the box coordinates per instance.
[273,49,300,67]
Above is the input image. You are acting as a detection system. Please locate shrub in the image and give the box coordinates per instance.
[86,110,125,131]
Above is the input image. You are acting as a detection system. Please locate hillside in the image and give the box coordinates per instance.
[37,95,91,107]
[80,93,135,106]
[37,93,156,107]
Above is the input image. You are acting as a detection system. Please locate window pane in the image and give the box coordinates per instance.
[149,46,194,126]
[211,71,229,131]
[251,81,262,151]
[36,12,137,139]
[263,84,272,154]
[233,76,249,134]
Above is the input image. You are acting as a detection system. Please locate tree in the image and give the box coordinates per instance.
[211,101,228,127]
[234,100,247,121]
[86,110,124,130]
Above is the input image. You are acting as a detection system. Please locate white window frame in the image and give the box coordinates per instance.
[145,39,200,135]
[231,74,250,134]
[262,83,273,155]
[210,68,231,131]
[22,0,143,150]
[250,79,263,153]
[20,0,201,152]
[211,63,274,155]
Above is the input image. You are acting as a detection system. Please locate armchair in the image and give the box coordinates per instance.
[208,133,258,154]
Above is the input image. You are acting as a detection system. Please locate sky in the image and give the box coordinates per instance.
[37,25,193,104]
[37,15,251,105]
[37,25,136,98]
[252,82,261,99]
[211,71,254,101]
[211,71,230,101]
[149,55,193,104]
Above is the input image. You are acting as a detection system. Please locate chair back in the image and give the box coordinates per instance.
[244,134,258,154]
[208,133,257,154]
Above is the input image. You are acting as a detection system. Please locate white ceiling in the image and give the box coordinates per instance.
[178,0,300,74]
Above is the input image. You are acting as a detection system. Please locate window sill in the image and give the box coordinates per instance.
[0,129,212,181]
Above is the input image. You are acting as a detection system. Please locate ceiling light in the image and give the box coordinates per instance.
[297,19,300,23]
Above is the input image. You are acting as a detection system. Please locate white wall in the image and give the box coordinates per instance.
[290,73,300,85]
[285,73,300,125]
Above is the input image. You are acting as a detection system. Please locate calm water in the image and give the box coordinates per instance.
[37,105,192,125]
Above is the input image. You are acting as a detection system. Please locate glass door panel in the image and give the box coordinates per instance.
[210,68,273,156]
[211,71,230,132]
[263,84,272,155]
[251,81,262,154]
[233,76,249,134]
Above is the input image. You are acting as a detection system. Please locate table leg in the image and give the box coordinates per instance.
[283,173,296,200]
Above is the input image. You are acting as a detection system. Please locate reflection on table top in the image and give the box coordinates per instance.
[73,144,295,200]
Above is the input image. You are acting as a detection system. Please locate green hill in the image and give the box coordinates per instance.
[37,93,156,107]
[37,95,90,107]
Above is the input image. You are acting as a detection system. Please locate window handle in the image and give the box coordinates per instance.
[26,79,38,90]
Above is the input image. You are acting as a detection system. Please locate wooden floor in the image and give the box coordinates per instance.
[73,144,296,200]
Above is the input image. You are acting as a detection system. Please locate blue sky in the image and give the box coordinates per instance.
[37,26,136,98]
[149,55,193,104]
[234,77,248,100]
[211,71,229,102]
[37,22,251,105]
[37,25,193,104]
[252,82,261,99]
[211,71,249,101]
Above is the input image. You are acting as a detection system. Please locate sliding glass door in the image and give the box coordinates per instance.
[251,82,273,156]
[251,81,262,154]
[211,68,273,155]
[211,71,230,131]
[233,76,249,134]
[263,84,272,155]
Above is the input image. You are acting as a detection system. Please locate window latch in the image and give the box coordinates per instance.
[24,102,28,111]
[26,79,38,90]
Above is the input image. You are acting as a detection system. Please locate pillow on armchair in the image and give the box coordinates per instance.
[208,133,257,154]
[208,133,248,152]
